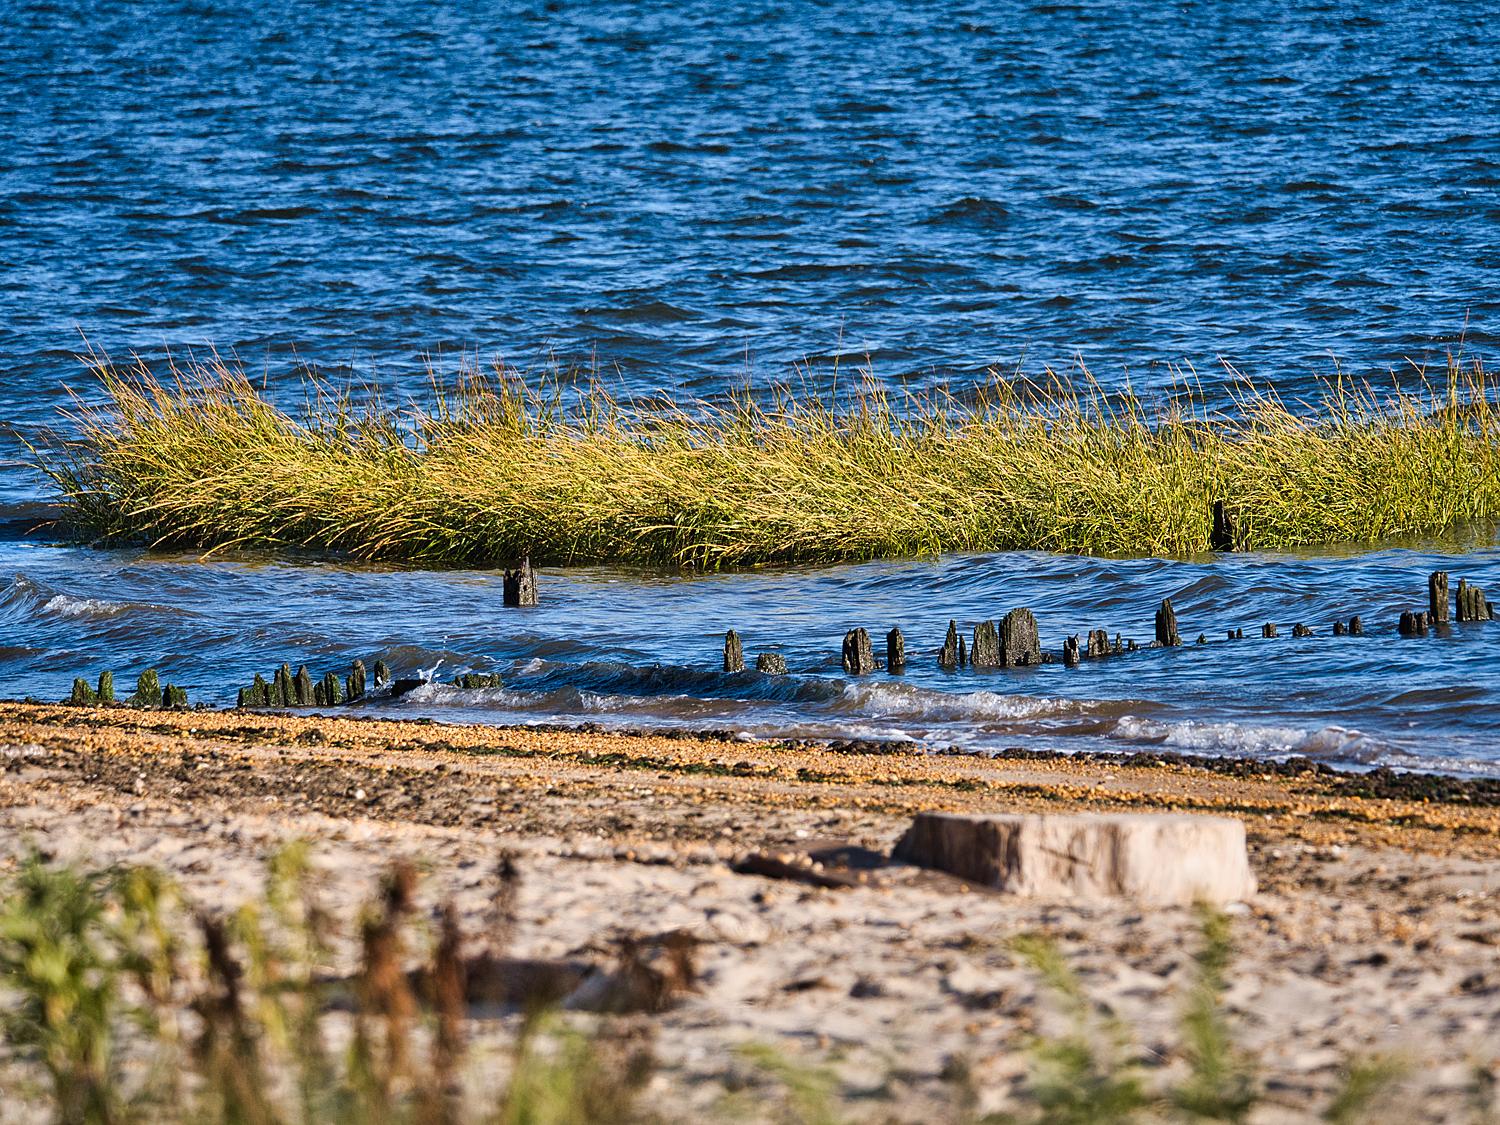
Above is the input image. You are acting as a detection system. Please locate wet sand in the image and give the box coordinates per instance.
[1,702,1498,1121]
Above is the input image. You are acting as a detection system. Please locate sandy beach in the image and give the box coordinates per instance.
[1,701,1497,1121]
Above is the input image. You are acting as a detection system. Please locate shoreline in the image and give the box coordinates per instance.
[3,701,1499,1120]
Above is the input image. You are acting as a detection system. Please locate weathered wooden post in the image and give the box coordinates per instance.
[1086,629,1110,658]
[1292,623,1313,637]
[886,627,906,673]
[1210,500,1236,552]
[161,684,187,709]
[958,635,968,666]
[70,678,95,706]
[1261,623,1278,639]
[842,628,875,674]
[938,620,960,669]
[503,556,538,607]
[999,608,1041,666]
[373,660,391,689]
[1333,621,1348,636]
[1429,572,1450,625]
[1063,635,1080,667]
[755,653,788,674]
[970,620,1000,668]
[1155,599,1181,647]
[723,630,745,673]
[96,671,113,704]
[1349,616,1363,636]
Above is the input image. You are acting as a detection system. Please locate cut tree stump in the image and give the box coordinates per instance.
[892,812,1256,905]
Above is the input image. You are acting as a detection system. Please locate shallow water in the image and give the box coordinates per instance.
[2,0,1499,772]
[4,536,1499,774]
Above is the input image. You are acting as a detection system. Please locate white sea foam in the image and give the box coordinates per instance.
[839,679,1082,722]
[1110,715,1382,760]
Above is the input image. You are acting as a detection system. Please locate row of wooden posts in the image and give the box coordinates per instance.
[68,668,189,710]
[720,570,1493,676]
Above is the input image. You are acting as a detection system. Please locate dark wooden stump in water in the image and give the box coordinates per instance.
[1086,629,1110,658]
[938,620,960,669]
[1349,616,1364,636]
[999,608,1041,666]
[723,630,745,673]
[1155,599,1181,647]
[1457,579,1493,622]
[1333,621,1348,636]
[1210,500,1237,551]
[1292,623,1313,637]
[842,628,875,675]
[1398,610,1430,637]
[1429,571,1451,624]
[502,556,538,607]
[1063,635,1080,667]
[1261,623,1278,639]
[373,660,392,689]
[453,673,503,689]
[273,664,294,707]
[755,653,788,674]
[958,635,968,666]
[886,627,906,673]
[970,620,1000,668]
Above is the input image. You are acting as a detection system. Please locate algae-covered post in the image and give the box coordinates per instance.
[69,678,95,706]
[502,556,538,607]
[723,630,744,673]
[1155,599,1180,647]
[885,627,905,673]
[96,671,113,704]
[131,669,161,708]
[842,628,874,675]
[347,659,367,701]
[294,666,314,707]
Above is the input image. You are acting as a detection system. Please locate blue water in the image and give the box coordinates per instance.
[2,0,1499,771]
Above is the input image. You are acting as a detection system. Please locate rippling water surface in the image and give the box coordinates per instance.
[1,0,1498,770]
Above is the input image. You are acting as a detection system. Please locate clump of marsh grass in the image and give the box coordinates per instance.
[28,350,1500,567]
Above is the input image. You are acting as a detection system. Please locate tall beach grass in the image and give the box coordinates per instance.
[30,354,1500,567]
